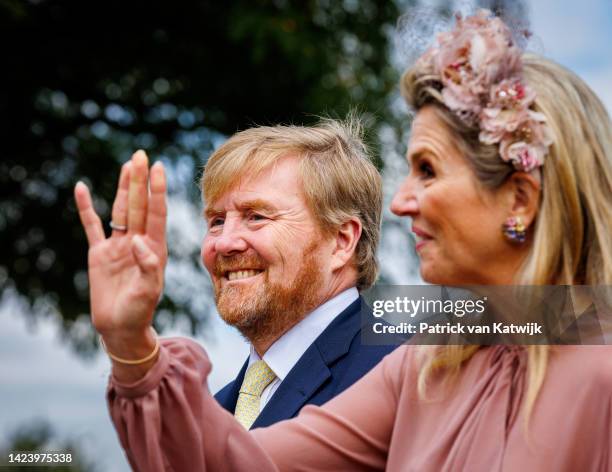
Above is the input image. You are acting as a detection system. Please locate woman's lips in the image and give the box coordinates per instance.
[415,239,429,251]
[412,226,433,252]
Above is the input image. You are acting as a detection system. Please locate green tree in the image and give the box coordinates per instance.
[0,0,526,355]
[0,0,405,355]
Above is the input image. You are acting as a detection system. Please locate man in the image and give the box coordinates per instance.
[202,119,395,428]
[74,117,394,432]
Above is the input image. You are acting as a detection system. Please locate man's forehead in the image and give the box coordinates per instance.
[203,154,308,214]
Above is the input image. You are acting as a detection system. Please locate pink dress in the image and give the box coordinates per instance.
[107,337,612,471]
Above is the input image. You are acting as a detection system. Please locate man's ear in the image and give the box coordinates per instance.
[330,217,362,272]
[506,171,541,227]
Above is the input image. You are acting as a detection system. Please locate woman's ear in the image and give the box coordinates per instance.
[506,171,541,227]
[330,217,362,272]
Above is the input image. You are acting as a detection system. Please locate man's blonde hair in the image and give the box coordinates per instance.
[201,116,382,290]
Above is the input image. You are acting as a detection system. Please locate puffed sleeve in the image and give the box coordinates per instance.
[107,337,406,472]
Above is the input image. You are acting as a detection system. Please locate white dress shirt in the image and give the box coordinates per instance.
[247,287,359,412]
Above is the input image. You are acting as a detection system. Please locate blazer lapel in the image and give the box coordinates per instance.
[252,346,331,428]
[251,298,362,429]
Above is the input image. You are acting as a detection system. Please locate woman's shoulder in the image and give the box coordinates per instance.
[549,345,612,390]
[372,345,421,388]
[382,345,422,370]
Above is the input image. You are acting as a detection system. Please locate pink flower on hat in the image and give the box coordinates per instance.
[479,78,536,144]
[416,9,553,172]
[499,141,542,172]
[499,114,553,171]
[433,10,522,123]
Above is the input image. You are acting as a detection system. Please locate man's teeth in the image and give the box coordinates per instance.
[228,270,261,281]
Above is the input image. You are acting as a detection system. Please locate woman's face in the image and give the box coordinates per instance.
[391,106,528,285]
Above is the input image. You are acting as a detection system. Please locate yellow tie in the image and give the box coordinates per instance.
[234,360,277,429]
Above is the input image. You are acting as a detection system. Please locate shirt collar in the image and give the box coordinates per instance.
[248,287,359,380]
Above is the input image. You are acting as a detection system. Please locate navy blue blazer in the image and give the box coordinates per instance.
[214,296,396,429]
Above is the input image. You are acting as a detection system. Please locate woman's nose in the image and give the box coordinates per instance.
[390,178,419,217]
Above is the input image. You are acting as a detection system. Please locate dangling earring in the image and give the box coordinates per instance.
[502,216,527,244]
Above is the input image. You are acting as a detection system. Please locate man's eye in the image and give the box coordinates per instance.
[248,213,267,222]
[210,217,224,227]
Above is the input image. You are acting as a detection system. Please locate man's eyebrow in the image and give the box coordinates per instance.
[238,199,278,213]
[204,207,224,219]
[203,199,278,218]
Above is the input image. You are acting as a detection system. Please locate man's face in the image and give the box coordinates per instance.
[201,156,331,343]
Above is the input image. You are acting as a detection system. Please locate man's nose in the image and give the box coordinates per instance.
[390,177,419,217]
[214,222,248,255]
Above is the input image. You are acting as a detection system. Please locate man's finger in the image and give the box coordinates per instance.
[146,162,167,244]
[111,162,131,237]
[74,182,105,246]
[128,150,149,234]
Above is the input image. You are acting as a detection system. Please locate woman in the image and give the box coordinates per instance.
[83,11,612,471]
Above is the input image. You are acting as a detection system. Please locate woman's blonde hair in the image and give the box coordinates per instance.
[402,54,612,419]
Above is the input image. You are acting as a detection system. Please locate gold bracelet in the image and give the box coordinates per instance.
[99,327,160,365]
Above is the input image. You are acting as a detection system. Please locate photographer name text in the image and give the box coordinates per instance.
[373,321,543,335]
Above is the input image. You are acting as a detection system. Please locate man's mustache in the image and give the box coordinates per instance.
[213,252,267,276]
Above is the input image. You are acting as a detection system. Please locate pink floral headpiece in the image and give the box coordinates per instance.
[416,10,553,172]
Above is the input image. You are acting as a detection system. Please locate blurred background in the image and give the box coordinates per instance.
[1,0,610,470]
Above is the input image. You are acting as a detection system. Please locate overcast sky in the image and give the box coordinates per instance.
[530,0,612,113]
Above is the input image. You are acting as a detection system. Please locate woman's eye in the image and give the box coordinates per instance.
[210,217,224,227]
[419,160,435,178]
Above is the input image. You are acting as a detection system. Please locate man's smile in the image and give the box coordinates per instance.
[225,269,264,282]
